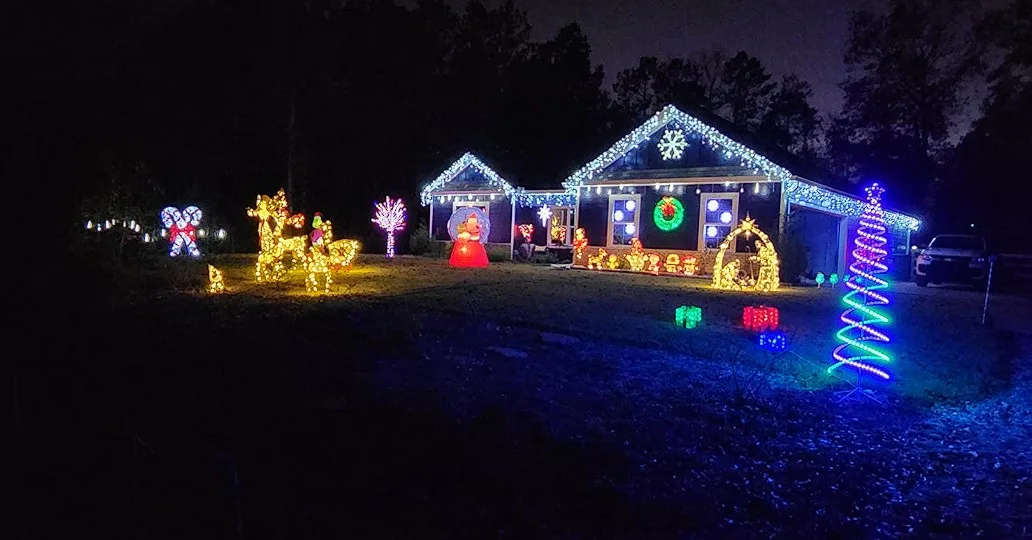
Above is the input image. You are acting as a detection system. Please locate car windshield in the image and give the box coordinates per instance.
[931,236,984,250]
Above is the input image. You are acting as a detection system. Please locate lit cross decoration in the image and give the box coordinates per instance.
[371,196,407,258]
[160,206,203,257]
[657,129,688,160]
[537,205,553,226]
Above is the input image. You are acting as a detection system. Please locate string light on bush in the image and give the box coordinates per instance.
[517,223,534,242]
[829,183,894,382]
[372,196,407,258]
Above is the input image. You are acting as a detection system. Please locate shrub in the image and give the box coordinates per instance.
[409,220,430,255]
[531,252,559,264]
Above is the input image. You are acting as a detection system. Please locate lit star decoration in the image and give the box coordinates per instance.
[563,105,793,191]
[675,305,702,329]
[712,217,780,292]
[420,153,517,206]
[537,205,553,226]
[829,183,894,381]
[657,129,688,160]
[371,196,407,259]
[208,265,225,293]
[160,206,203,257]
[653,196,685,231]
[784,178,919,231]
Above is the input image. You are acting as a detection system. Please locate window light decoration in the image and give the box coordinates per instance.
[758,331,788,352]
[742,305,780,332]
[784,178,919,232]
[517,223,534,243]
[572,228,589,266]
[549,215,567,243]
[371,196,407,259]
[653,196,685,231]
[448,207,490,268]
[830,183,894,381]
[420,152,517,206]
[664,254,680,273]
[208,265,225,294]
[707,199,720,212]
[563,105,792,191]
[657,129,688,160]
[537,206,553,226]
[160,206,203,257]
[712,217,780,292]
[675,305,702,329]
[681,255,699,276]
[624,238,646,271]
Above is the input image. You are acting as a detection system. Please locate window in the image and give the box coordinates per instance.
[699,193,739,250]
[548,207,575,246]
[453,200,489,214]
[608,194,641,246]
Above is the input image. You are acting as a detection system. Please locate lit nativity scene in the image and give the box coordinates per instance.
[420,104,920,287]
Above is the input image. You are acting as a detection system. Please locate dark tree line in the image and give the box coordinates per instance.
[14,0,1032,252]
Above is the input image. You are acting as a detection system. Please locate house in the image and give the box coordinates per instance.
[421,105,921,280]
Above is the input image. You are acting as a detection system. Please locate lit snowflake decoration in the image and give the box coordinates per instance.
[657,129,688,160]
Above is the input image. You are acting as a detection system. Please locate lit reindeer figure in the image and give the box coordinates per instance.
[247,189,307,283]
[304,215,362,293]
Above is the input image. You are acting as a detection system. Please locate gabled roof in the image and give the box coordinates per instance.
[420,152,519,206]
[561,104,794,190]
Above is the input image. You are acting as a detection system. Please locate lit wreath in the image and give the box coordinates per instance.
[653,196,684,231]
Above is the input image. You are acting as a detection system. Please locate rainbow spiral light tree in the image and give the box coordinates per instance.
[829,183,893,385]
[371,196,407,258]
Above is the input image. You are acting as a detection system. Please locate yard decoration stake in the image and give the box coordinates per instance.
[712,216,780,292]
[572,228,588,266]
[448,207,490,268]
[371,196,407,258]
[664,254,680,273]
[829,183,893,383]
[160,206,203,257]
[208,265,225,293]
[742,305,779,332]
[758,330,787,352]
[675,305,702,329]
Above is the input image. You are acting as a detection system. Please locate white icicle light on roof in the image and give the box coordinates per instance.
[561,105,793,191]
[420,152,518,206]
[783,178,921,231]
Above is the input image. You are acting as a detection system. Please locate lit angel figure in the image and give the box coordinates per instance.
[371,196,407,258]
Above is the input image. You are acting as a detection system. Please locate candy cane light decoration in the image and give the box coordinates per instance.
[160,206,203,257]
[371,196,407,258]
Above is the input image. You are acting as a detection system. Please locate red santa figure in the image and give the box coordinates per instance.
[450,213,490,267]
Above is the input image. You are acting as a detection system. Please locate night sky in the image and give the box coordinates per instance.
[439,0,889,116]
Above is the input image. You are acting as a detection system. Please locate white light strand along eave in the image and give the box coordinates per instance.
[784,178,921,231]
[420,152,518,206]
[560,105,793,192]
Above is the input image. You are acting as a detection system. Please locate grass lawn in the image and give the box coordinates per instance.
[23,253,1032,538]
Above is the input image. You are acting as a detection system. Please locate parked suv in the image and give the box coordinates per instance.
[915,234,988,288]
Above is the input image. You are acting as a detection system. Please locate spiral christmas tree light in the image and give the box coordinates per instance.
[372,196,407,258]
[829,183,893,382]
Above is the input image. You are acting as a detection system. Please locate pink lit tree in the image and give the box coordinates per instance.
[371,196,407,258]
